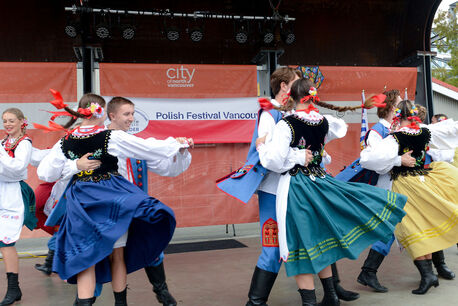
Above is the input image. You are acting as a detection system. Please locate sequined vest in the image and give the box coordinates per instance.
[283,114,329,177]
[390,127,431,180]
[61,130,119,182]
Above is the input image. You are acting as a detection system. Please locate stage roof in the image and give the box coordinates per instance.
[0,0,442,66]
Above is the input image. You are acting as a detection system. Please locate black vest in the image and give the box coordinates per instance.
[60,130,120,182]
[390,127,431,180]
[282,114,329,177]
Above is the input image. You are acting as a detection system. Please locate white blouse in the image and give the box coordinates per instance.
[257,111,347,173]
[0,140,32,182]
[37,127,186,182]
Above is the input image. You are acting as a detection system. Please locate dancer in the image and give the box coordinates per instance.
[256,78,407,305]
[32,153,101,276]
[415,106,456,280]
[0,108,37,306]
[37,93,186,306]
[360,100,458,294]
[107,96,192,306]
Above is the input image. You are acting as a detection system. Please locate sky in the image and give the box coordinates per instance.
[437,0,456,12]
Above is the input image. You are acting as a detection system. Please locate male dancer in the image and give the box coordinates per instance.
[107,96,192,306]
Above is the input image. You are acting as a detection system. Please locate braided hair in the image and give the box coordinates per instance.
[63,93,106,128]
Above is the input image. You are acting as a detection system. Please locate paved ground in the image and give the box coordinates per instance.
[1,223,457,305]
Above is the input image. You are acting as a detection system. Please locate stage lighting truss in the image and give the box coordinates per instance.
[121,24,135,40]
[64,5,296,43]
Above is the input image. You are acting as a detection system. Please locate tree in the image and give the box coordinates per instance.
[432,7,458,87]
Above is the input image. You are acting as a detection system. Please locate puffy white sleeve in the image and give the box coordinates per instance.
[425,119,458,150]
[108,130,186,161]
[428,148,455,163]
[37,140,68,182]
[257,120,301,173]
[366,130,384,147]
[146,150,192,177]
[30,147,51,167]
[0,140,32,181]
[360,135,401,174]
[323,115,348,143]
[258,111,276,141]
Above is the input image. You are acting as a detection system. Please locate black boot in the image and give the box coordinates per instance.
[412,260,439,295]
[34,249,54,275]
[76,297,95,306]
[318,277,340,306]
[298,289,317,306]
[114,288,127,306]
[331,263,359,301]
[144,263,177,306]
[246,266,278,306]
[0,273,22,306]
[432,250,455,280]
[73,295,96,306]
[357,249,388,292]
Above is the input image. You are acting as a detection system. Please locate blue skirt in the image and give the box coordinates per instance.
[53,175,176,284]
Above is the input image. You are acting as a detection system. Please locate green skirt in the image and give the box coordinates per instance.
[284,174,407,276]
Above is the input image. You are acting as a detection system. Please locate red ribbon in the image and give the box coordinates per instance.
[362,94,387,109]
[49,89,68,109]
[296,103,319,114]
[258,98,273,110]
[281,92,291,105]
[300,95,320,104]
[77,108,93,118]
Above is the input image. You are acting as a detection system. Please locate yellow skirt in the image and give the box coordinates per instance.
[452,148,458,168]
[393,161,458,259]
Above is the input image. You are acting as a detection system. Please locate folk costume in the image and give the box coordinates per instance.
[217,102,308,305]
[361,123,458,294]
[0,134,37,306]
[37,126,184,285]
[257,110,407,278]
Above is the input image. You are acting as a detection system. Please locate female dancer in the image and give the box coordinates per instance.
[256,78,407,305]
[37,93,186,305]
[0,108,36,306]
[360,100,458,294]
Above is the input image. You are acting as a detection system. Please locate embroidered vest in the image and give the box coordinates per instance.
[282,114,329,177]
[61,130,119,182]
[390,128,431,180]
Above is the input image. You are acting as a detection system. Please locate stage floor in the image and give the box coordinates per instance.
[1,226,458,305]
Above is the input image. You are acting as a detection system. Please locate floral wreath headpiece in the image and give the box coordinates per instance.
[300,87,320,104]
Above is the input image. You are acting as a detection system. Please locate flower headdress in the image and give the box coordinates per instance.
[300,87,320,104]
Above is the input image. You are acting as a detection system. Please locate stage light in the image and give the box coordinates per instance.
[121,25,135,40]
[165,26,180,41]
[189,27,204,42]
[95,24,110,39]
[262,28,275,44]
[235,27,248,44]
[65,24,78,38]
[281,24,295,45]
